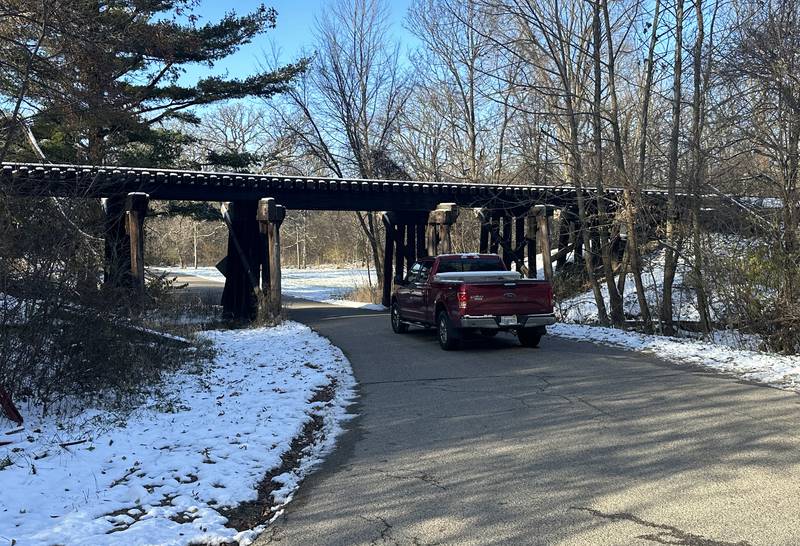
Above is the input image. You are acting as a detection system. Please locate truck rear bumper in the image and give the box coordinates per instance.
[458,313,556,329]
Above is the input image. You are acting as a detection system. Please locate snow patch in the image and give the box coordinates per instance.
[550,323,800,391]
[0,322,356,546]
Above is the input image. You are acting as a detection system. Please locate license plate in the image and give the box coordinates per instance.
[499,315,517,326]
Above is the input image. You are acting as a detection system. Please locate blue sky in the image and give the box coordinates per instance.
[183,0,418,83]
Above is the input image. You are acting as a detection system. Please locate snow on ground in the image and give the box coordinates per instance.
[548,238,800,391]
[154,266,385,311]
[556,249,704,324]
[0,322,356,546]
[557,237,759,326]
[550,323,800,392]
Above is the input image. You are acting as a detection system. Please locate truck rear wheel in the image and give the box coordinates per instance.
[391,303,409,333]
[437,311,460,350]
[518,328,543,348]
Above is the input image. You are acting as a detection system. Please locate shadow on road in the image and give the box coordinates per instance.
[252,299,800,545]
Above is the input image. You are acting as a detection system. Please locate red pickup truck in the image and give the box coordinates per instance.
[390,254,556,350]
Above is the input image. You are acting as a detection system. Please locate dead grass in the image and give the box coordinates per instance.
[341,284,382,304]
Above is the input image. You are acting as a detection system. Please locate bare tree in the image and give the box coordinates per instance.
[266,0,410,285]
[662,0,685,334]
[476,0,610,323]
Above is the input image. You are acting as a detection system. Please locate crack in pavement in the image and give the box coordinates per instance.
[571,507,753,546]
[360,514,394,545]
[415,375,618,423]
[369,468,447,491]
[359,514,437,546]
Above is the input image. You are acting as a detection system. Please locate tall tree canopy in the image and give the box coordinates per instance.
[0,0,306,166]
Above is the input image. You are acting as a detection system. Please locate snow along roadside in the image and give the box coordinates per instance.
[0,321,356,546]
[550,323,800,391]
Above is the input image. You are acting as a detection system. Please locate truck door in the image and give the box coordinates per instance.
[416,259,435,323]
[404,262,425,321]
[396,263,421,320]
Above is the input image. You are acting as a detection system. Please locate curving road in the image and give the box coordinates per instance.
[246,298,800,546]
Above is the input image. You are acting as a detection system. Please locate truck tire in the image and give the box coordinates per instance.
[518,328,542,348]
[437,311,460,350]
[391,302,409,333]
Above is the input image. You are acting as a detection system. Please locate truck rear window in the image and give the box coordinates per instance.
[437,258,506,273]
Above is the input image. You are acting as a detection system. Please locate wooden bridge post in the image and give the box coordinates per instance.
[257,198,285,321]
[428,203,458,255]
[125,192,149,296]
[405,220,416,271]
[478,209,490,253]
[394,222,406,283]
[525,213,538,278]
[425,222,437,256]
[381,213,396,307]
[534,205,554,281]
[573,223,584,265]
[102,195,130,287]
[515,216,525,265]
[556,210,571,271]
[501,214,513,269]
[489,211,501,254]
[416,223,427,258]
[220,200,262,320]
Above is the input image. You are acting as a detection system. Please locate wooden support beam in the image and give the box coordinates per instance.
[394,222,406,283]
[525,214,538,278]
[489,212,501,254]
[427,203,458,255]
[514,216,525,273]
[416,223,426,258]
[573,223,584,264]
[535,206,554,281]
[426,223,437,256]
[515,216,525,255]
[125,192,149,296]
[556,212,570,270]
[221,200,265,320]
[501,215,512,269]
[102,195,130,287]
[405,222,416,270]
[257,198,285,321]
[479,211,490,254]
[381,213,395,307]
[438,223,451,253]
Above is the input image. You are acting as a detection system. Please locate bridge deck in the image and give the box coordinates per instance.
[0,163,664,211]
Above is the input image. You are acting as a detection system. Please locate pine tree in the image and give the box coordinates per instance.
[0,1,306,166]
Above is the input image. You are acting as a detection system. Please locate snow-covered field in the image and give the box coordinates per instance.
[0,322,356,546]
[155,266,385,311]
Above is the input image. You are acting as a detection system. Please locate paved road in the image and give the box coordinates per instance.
[250,299,800,546]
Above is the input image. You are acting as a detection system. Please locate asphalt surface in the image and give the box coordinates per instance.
[253,299,800,546]
[175,278,800,545]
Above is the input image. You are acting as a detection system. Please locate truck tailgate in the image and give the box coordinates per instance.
[463,280,552,316]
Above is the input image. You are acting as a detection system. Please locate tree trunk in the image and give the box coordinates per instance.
[603,0,655,331]
[593,1,624,325]
[567,105,608,324]
[690,0,712,334]
[356,211,383,289]
[662,0,685,335]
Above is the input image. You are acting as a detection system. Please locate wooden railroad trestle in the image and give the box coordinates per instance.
[101,194,595,318]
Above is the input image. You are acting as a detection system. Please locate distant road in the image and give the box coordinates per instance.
[178,272,800,545]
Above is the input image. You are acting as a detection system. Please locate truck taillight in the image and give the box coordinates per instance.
[457,286,468,312]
